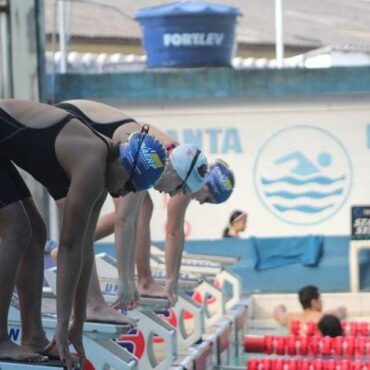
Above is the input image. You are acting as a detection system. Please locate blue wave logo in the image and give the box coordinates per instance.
[254,126,352,225]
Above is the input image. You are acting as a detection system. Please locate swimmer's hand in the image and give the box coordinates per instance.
[273,304,289,326]
[112,280,140,310]
[165,279,178,306]
[274,304,287,314]
[44,322,85,370]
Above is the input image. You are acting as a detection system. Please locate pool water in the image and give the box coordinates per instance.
[227,319,288,368]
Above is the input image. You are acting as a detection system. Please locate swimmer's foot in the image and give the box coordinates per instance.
[22,336,59,360]
[86,304,138,326]
[138,279,167,298]
[0,339,47,362]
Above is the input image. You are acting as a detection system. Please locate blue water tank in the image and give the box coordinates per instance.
[135,1,242,68]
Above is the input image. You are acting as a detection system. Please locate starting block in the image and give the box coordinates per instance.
[148,253,242,311]
[104,286,205,354]
[94,254,230,368]
[9,293,137,370]
[95,253,200,292]
[94,254,205,353]
[94,253,224,328]
[191,280,225,327]
[94,253,226,332]
[150,254,222,276]
[150,245,239,265]
[173,292,205,351]
[213,269,242,311]
[93,253,242,369]
[118,308,177,370]
[45,264,177,370]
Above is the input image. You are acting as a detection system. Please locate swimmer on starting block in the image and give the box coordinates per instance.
[137,159,235,305]
[48,99,208,322]
[0,100,167,369]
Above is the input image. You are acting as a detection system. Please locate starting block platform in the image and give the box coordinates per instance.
[95,253,201,291]
[151,253,223,276]
[150,245,239,265]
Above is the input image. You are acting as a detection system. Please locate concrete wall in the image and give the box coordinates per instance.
[47,66,370,290]
[46,67,370,240]
[47,66,370,102]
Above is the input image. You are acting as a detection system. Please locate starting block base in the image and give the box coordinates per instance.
[0,360,66,370]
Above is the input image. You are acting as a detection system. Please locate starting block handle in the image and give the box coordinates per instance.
[174,292,205,349]
[126,310,177,370]
[194,280,225,327]
[214,269,242,310]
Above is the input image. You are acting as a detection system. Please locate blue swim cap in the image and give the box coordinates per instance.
[119,129,167,192]
[206,160,235,203]
[170,144,208,193]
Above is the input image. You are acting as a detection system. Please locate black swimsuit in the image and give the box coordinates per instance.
[55,102,138,139]
[0,108,76,206]
[55,102,140,197]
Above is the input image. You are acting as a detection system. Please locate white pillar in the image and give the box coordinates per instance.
[58,0,67,73]
[275,0,284,68]
[0,0,12,98]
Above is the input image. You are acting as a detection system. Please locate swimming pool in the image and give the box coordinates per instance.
[225,292,370,370]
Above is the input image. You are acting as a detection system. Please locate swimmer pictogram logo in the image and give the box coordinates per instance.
[254,125,352,225]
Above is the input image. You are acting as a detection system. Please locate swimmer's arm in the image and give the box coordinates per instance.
[114,192,145,287]
[94,198,120,241]
[57,163,105,329]
[72,192,107,324]
[95,212,115,241]
[273,304,290,326]
[165,194,192,287]
[136,192,153,270]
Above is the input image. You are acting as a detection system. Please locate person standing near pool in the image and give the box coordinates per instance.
[222,210,247,238]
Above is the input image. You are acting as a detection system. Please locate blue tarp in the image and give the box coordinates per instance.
[251,235,324,270]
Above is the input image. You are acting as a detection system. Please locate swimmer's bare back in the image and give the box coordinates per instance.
[0,99,69,128]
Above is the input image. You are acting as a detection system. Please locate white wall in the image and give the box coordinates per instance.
[98,95,370,241]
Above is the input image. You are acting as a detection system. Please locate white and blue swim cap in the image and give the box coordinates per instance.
[169,144,208,193]
[119,126,167,192]
[206,160,235,203]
